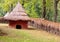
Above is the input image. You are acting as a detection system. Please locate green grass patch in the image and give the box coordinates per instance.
[0,30,40,42]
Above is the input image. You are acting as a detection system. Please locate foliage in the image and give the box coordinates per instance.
[0,0,60,21]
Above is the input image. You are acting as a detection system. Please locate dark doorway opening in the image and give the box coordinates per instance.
[16,25,22,29]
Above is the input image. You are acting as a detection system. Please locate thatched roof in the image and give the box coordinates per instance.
[4,2,30,21]
[4,12,9,18]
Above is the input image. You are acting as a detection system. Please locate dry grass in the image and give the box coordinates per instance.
[0,23,60,42]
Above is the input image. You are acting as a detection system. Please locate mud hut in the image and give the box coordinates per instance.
[4,2,30,29]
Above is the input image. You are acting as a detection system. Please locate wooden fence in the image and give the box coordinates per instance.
[0,17,8,23]
[29,18,60,36]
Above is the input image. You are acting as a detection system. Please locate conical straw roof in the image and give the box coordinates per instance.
[4,2,30,21]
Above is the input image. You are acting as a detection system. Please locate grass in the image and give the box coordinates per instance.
[0,23,60,42]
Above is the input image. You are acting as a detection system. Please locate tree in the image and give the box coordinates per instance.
[54,0,60,22]
[42,0,46,19]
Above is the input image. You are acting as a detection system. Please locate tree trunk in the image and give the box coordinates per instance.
[10,4,13,12]
[42,0,46,19]
[54,0,59,22]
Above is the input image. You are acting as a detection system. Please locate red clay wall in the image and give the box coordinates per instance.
[9,20,28,29]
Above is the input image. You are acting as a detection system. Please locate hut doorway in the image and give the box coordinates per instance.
[16,25,22,29]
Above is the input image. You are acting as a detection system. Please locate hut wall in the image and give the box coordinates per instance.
[9,20,28,29]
